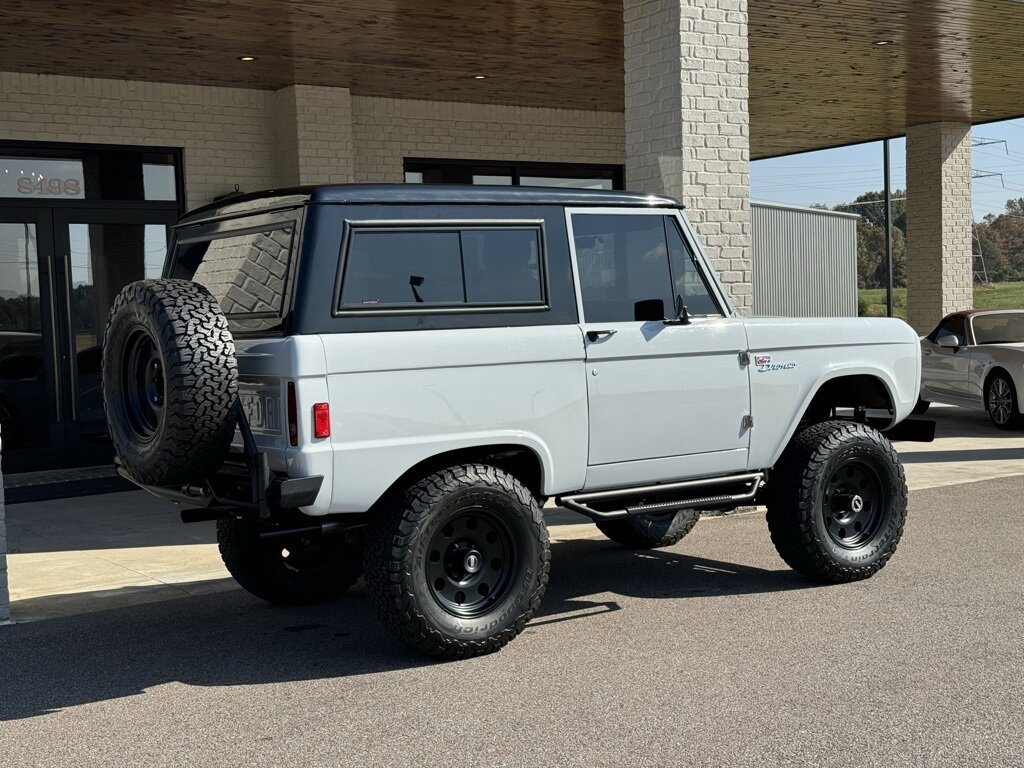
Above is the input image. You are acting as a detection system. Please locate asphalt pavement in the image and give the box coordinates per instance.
[1,475,1022,767]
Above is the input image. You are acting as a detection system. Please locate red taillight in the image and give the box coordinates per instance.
[313,402,331,439]
[286,382,298,446]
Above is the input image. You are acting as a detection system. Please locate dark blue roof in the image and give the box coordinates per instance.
[179,183,681,223]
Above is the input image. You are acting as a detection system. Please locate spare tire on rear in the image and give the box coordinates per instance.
[102,278,238,487]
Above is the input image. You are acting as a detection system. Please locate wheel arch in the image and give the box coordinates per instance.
[369,442,548,511]
[766,370,899,469]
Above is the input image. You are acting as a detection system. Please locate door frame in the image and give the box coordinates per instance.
[50,207,180,467]
[0,207,65,471]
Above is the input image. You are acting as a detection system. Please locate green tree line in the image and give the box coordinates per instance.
[829,193,1024,288]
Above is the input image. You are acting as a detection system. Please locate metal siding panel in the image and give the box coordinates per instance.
[751,202,857,317]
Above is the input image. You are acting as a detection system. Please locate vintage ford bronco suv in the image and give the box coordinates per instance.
[102,185,924,658]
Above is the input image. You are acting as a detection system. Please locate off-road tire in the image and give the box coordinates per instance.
[102,279,237,487]
[596,509,700,549]
[911,398,930,416]
[985,371,1024,430]
[766,420,907,583]
[217,518,363,605]
[365,464,550,658]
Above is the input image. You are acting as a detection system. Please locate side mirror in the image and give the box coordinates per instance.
[937,335,960,349]
[634,299,665,322]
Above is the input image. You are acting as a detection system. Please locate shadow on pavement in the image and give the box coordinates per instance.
[0,537,810,721]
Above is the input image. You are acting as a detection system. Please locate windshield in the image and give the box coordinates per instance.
[173,223,296,333]
[972,313,1024,345]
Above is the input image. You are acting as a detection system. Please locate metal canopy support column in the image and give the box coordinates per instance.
[883,139,894,318]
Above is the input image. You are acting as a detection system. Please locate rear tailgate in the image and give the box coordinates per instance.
[234,335,333,513]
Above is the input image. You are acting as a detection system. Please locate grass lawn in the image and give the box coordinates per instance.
[859,282,1024,320]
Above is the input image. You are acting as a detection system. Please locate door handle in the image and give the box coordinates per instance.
[586,329,618,342]
[922,349,933,357]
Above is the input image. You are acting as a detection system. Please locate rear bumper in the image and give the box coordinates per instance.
[114,399,322,519]
[116,462,323,514]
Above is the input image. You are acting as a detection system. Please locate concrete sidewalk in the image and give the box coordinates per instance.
[4,403,1021,622]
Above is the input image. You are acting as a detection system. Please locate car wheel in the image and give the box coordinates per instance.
[217,518,363,605]
[365,464,549,658]
[596,509,700,549]
[102,279,238,487]
[911,398,930,415]
[985,372,1024,430]
[766,420,907,583]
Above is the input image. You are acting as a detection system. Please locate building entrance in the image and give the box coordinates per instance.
[0,143,182,472]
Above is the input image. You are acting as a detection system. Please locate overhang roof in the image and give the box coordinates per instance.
[1,0,1022,159]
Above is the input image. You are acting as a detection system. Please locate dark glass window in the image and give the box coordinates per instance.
[0,148,178,202]
[572,214,675,323]
[665,218,723,316]
[176,225,296,332]
[340,228,544,309]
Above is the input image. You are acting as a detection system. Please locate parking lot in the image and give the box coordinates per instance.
[1,405,1022,766]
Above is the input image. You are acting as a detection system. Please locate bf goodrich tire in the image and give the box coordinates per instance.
[766,420,907,583]
[596,509,700,549]
[365,464,550,658]
[217,518,363,605]
[102,279,238,487]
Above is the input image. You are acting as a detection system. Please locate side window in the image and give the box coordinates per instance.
[932,315,966,346]
[664,218,723,317]
[339,227,544,309]
[572,214,674,323]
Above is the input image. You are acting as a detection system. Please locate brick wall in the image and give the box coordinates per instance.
[274,85,354,186]
[623,0,752,312]
[906,122,973,333]
[351,97,624,182]
[0,72,278,209]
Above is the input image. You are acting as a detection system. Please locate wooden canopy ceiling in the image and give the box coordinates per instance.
[1,0,1023,158]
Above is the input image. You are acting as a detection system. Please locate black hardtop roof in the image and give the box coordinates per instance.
[177,183,682,225]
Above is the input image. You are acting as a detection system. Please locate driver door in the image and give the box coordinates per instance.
[567,209,751,489]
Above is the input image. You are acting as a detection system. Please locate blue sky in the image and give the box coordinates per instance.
[750,117,1024,221]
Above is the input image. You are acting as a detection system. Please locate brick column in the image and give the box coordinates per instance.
[623,0,752,312]
[272,85,355,186]
[906,122,973,333]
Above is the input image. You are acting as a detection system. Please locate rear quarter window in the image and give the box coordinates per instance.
[338,225,545,311]
[172,221,298,333]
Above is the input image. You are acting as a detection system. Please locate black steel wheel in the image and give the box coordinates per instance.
[425,508,516,618]
[822,459,884,549]
[767,420,907,583]
[365,463,549,658]
[217,518,363,605]
[985,372,1024,430]
[120,326,165,441]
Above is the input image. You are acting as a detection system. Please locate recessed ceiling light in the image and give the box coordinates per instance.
[824,99,841,104]
[874,39,894,46]
[473,75,487,80]
[238,55,257,62]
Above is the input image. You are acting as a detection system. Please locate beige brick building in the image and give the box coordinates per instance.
[0,0,1020,481]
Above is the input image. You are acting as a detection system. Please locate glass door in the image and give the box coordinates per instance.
[52,208,178,466]
[0,208,63,471]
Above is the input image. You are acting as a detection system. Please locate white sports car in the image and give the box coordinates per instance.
[917,309,1024,429]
